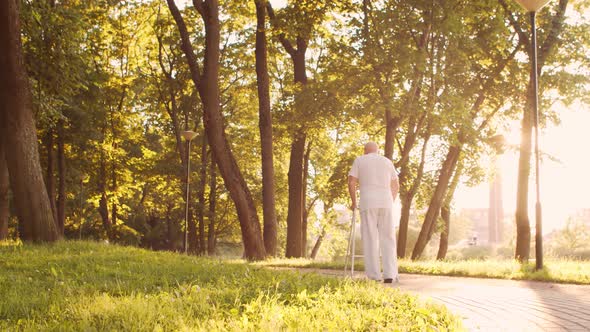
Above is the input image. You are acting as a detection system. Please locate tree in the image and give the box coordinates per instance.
[166,0,266,260]
[411,0,522,259]
[436,159,463,260]
[0,0,59,242]
[254,0,278,256]
[499,0,570,262]
[266,0,334,258]
[151,14,202,252]
[207,159,217,254]
[0,147,9,240]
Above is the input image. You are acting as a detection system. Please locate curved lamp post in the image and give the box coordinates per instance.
[181,130,198,253]
[513,0,552,270]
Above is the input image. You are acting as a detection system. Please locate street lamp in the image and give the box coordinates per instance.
[181,130,198,253]
[513,0,552,270]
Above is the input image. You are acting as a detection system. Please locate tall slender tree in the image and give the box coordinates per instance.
[0,147,9,240]
[166,0,266,259]
[499,0,569,261]
[254,0,278,256]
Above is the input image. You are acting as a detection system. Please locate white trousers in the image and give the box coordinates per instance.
[360,208,399,281]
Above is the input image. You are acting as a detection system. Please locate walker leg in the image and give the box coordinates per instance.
[351,212,356,277]
[344,212,354,275]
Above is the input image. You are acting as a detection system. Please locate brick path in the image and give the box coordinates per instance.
[315,269,590,331]
[392,274,590,331]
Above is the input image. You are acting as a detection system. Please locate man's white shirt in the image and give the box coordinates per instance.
[349,152,398,211]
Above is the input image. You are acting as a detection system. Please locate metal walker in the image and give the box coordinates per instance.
[344,208,362,277]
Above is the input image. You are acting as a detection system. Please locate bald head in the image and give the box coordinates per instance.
[364,142,378,154]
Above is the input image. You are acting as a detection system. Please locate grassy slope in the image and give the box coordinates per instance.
[0,241,461,331]
[259,258,590,285]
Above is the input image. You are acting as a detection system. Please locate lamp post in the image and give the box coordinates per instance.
[513,0,551,270]
[181,130,198,253]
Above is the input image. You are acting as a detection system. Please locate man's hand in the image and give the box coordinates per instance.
[350,200,357,211]
[391,177,400,203]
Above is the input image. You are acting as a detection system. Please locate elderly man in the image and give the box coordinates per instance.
[348,142,400,283]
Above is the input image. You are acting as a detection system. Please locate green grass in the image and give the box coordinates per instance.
[259,258,590,285]
[0,241,461,331]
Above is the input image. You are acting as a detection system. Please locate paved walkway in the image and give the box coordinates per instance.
[313,269,590,331]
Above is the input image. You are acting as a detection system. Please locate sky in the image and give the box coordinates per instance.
[455,102,590,233]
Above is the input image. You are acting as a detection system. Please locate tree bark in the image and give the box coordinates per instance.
[197,135,208,254]
[185,140,198,254]
[0,144,9,240]
[266,2,309,258]
[285,130,306,257]
[0,0,59,242]
[207,158,217,255]
[437,203,451,260]
[109,90,125,227]
[301,141,312,257]
[397,134,429,258]
[165,204,175,251]
[56,119,65,235]
[43,142,58,231]
[499,0,569,262]
[383,107,396,160]
[45,129,58,223]
[254,0,278,256]
[98,150,112,240]
[437,161,463,260]
[155,30,195,253]
[310,227,326,260]
[412,145,461,259]
[166,0,266,260]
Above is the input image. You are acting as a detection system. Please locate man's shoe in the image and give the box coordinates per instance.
[383,278,393,284]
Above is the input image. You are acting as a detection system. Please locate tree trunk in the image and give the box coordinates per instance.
[310,227,325,260]
[398,194,412,258]
[266,4,309,258]
[286,130,306,257]
[45,129,58,224]
[98,152,112,240]
[437,161,463,260]
[207,159,217,255]
[56,119,65,235]
[254,0,278,256]
[301,141,312,257]
[501,0,569,262]
[0,144,9,240]
[197,135,208,254]
[397,134,429,258]
[0,0,58,242]
[515,75,535,262]
[412,145,461,259]
[186,140,197,254]
[383,107,397,160]
[437,204,450,260]
[166,0,266,260]
[284,44,308,258]
[165,204,174,251]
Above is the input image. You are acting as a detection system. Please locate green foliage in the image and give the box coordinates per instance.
[0,241,461,331]
[9,0,589,259]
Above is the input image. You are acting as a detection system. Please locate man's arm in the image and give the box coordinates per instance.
[390,177,399,202]
[348,175,358,210]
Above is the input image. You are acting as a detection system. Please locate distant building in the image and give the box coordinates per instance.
[488,159,503,244]
[459,152,505,245]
